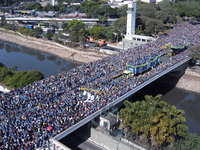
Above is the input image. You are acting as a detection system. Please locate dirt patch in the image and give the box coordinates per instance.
[176,71,200,93]
[0,29,108,64]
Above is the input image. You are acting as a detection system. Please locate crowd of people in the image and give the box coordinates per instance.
[0,22,200,149]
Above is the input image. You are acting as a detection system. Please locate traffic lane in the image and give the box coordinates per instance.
[101,46,121,52]
[78,139,104,150]
[59,132,104,150]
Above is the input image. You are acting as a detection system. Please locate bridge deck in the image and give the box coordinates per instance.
[53,56,191,141]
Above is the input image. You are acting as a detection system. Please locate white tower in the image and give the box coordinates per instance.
[52,0,55,6]
[126,3,136,37]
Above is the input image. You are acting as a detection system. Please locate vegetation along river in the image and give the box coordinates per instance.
[0,40,78,78]
[0,40,200,136]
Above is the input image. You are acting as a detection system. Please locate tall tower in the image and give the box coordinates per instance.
[126,3,136,37]
[52,0,55,6]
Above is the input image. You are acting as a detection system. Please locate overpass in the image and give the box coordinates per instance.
[5,17,117,23]
[53,56,191,142]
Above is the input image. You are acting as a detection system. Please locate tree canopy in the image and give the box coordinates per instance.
[25,2,43,10]
[89,26,104,41]
[119,94,188,149]
[165,133,200,150]
[189,42,200,63]
[67,20,86,45]
[33,27,43,38]
[0,63,44,88]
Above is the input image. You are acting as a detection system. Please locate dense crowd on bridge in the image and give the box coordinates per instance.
[0,22,199,149]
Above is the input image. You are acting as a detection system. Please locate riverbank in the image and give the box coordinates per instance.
[176,67,200,93]
[0,29,108,64]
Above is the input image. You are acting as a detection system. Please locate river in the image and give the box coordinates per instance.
[0,40,78,78]
[0,40,200,136]
[130,80,200,136]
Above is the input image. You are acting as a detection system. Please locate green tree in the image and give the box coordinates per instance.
[118,5,127,17]
[165,133,200,150]
[119,94,188,149]
[113,17,127,34]
[158,0,173,10]
[93,6,106,18]
[89,26,104,42]
[61,22,69,31]
[27,29,33,37]
[189,42,200,63]
[1,16,6,26]
[144,18,165,36]
[79,0,107,18]
[68,20,86,45]
[98,15,108,25]
[68,19,85,31]
[45,33,54,40]
[78,27,89,48]
[104,26,115,41]
[33,27,43,38]
[3,71,27,88]
[4,70,44,88]
[136,2,159,18]
[59,6,66,13]
[155,7,177,24]
[25,2,42,10]
[18,26,26,34]
[22,28,29,36]
[0,66,13,82]
[68,32,78,46]
[105,6,119,18]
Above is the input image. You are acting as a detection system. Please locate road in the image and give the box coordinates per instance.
[59,132,105,150]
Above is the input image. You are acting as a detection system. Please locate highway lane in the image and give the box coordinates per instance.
[59,132,105,150]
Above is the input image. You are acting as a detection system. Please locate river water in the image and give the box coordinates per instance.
[0,40,200,136]
[0,40,78,78]
[130,80,200,136]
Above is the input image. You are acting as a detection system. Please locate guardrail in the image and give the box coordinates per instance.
[53,56,192,141]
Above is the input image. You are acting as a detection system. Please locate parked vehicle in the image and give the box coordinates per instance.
[26,25,33,29]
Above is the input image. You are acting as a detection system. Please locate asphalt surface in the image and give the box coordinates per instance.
[101,46,122,52]
[59,132,104,150]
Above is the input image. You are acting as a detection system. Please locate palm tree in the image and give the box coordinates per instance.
[119,94,188,149]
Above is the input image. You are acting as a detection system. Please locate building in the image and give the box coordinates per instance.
[141,0,156,3]
[118,3,154,49]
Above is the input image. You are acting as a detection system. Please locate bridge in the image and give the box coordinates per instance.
[52,56,191,142]
[0,22,199,150]
[5,17,117,24]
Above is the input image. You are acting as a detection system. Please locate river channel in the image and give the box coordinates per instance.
[0,40,200,136]
[130,80,200,136]
[0,40,78,78]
